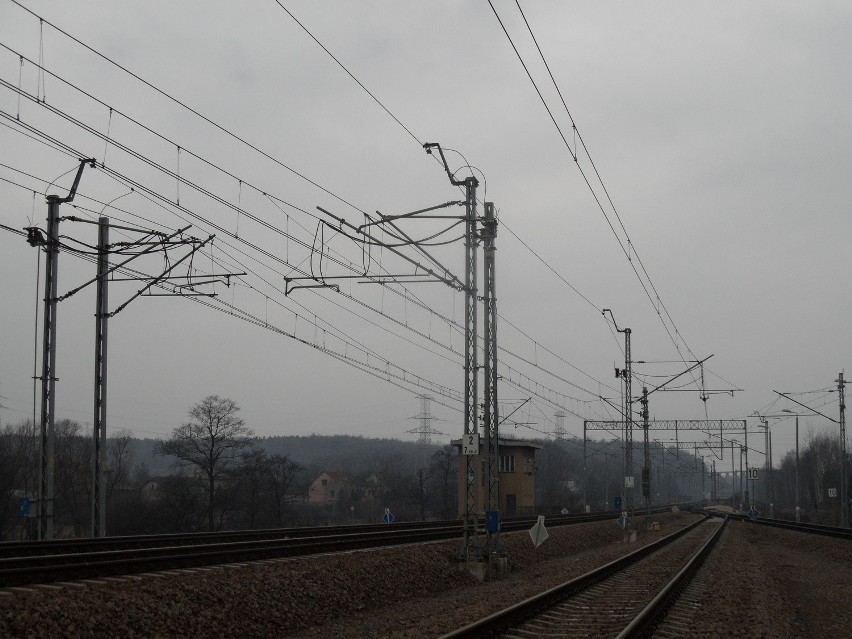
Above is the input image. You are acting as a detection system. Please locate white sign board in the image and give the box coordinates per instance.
[529,515,549,548]
[829,488,838,498]
[748,468,758,481]
[625,476,635,488]
[462,433,479,455]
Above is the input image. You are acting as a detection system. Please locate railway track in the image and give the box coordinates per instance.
[708,510,852,539]
[439,514,726,638]
[0,507,681,587]
[0,519,455,558]
[0,525,458,588]
[0,506,687,559]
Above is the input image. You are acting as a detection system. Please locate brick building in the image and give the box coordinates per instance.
[453,439,541,517]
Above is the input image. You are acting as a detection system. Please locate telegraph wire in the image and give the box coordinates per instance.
[4,159,613,413]
[0,31,624,416]
[190,293,464,404]
[1,35,477,369]
[269,0,422,147]
[501,372,585,421]
[485,1,576,158]
[501,219,601,314]
[4,151,616,420]
[489,1,709,382]
[2,10,619,399]
[4,3,674,399]
[4,156,520,393]
[200,237,465,370]
[0,50,476,365]
[1,148,467,375]
[7,1,373,219]
[2,216,466,409]
[258,0,635,366]
[2,21,479,374]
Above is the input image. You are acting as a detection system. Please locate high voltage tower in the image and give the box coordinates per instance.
[407,394,445,445]
[554,411,566,440]
[24,159,239,539]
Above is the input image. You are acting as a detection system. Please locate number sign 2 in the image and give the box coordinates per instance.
[463,433,479,455]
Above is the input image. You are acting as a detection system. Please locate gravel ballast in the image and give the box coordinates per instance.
[2,512,848,638]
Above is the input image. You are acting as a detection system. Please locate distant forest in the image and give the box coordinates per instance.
[136,433,441,482]
[2,415,849,540]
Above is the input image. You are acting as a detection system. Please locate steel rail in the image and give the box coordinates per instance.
[438,514,710,639]
[0,520,454,558]
[0,526,459,587]
[1,507,686,587]
[615,515,728,638]
[707,510,852,540]
[0,506,684,559]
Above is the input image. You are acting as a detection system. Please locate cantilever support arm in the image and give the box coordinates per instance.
[423,142,471,187]
[108,235,215,317]
[54,158,97,204]
[773,390,838,424]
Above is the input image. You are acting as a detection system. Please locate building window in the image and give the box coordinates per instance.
[321,479,328,486]
[499,455,515,473]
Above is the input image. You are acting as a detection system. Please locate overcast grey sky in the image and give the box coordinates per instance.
[1,1,850,469]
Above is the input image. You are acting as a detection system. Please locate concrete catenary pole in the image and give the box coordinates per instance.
[837,372,848,528]
[91,217,109,537]
[38,196,60,541]
[36,158,93,540]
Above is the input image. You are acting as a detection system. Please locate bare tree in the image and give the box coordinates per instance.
[268,453,303,527]
[0,420,38,539]
[54,419,92,537]
[428,445,457,519]
[234,447,269,529]
[157,395,254,530]
[107,429,134,500]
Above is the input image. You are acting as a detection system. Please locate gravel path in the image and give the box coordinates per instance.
[669,519,852,638]
[1,512,847,638]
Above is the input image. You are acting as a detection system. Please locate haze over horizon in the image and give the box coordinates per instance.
[2,1,851,470]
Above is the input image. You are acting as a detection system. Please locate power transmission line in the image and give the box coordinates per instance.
[1,10,642,419]
[487,0,708,383]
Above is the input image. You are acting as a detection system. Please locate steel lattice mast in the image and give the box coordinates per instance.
[554,411,566,440]
[641,387,650,522]
[424,142,480,558]
[602,310,633,523]
[482,201,500,566]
